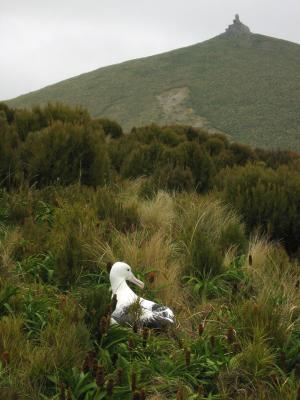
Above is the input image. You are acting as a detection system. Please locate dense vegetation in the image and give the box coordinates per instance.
[5,33,300,151]
[1,103,300,399]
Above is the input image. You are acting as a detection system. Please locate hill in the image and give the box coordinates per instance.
[5,16,300,150]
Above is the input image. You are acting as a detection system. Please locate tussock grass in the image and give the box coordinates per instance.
[138,191,175,234]
[1,184,300,399]
[0,228,21,277]
[176,195,247,278]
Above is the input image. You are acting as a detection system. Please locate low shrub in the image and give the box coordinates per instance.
[22,121,110,187]
[215,164,300,253]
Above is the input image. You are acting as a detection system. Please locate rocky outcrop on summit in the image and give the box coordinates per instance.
[224,14,251,37]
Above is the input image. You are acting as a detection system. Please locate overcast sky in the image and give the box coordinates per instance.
[1,0,299,100]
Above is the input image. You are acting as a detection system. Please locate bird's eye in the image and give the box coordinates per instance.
[127,268,130,271]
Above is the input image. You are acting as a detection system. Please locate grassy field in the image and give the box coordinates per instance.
[1,183,300,399]
[5,33,300,150]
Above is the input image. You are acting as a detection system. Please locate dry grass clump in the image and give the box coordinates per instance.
[0,316,28,367]
[176,193,245,242]
[0,228,22,277]
[237,235,300,347]
[175,194,247,278]
[137,191,175,233]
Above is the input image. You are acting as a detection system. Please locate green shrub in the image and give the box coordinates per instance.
[14,103,90,140]
[151,165,195,192]
[0,122,21,188]
[177,197,247,280]
[215,164,300,253]
[186,127,210,143]
[95,188,140,233]
[93,117,123,139]
[160,142,215,192]
[22,121,110,187]
[48,202,98,286]
[191,145,215,192]
[121,143,164,178]
[130,124,181,146]
[189,230,224,277]
[205,137,225,156]
[0,102,15,124]
[108,136,135,172]
[229,142,256,165]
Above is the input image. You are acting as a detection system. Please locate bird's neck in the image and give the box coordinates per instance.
[111,278,126,294]
[111,279,138,303]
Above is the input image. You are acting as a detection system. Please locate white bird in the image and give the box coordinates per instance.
[109,261,174,328]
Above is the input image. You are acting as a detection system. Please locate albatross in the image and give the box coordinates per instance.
[109,261,174,328]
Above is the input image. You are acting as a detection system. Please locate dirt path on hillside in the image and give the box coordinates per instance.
[156,87,228,136]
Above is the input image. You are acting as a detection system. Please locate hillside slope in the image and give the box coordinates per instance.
[6,21,300,150]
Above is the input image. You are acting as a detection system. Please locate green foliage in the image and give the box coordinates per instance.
[14,103,90,140]
[47,368,99,400]
[229,143,256,165]
[215,164,300,252]
[0,122,21,188]
[183,256,246,301]
[35,201,55,226]
[190,146,215,192]
[205,137,225,156]
[0,102,15,123]
[0,191,9,228]
[48,203,96,286]
[219,222,247,255]
[94,118,123,139]
[0,285,18,316]
[151,165,195,192]
[223,337,278,397]
[131,125,182,147]
[189,230,224,277]
[95,188,140,233]
[121,143,164,178]
[78,284,111,336]
[22,121,110,187]
[16,252,55,283]
[22,291,55,339]
[178,197,247,279]
[283,331,300,371]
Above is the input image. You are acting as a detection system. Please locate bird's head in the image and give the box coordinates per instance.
[110,262,145,289]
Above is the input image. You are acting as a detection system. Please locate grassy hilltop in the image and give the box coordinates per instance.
[5,26,300,150]
[1,103,300,398]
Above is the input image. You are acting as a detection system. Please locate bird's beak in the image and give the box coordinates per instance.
[128,273,145,289]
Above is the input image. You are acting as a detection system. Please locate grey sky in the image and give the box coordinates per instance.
[1,0,299,100]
